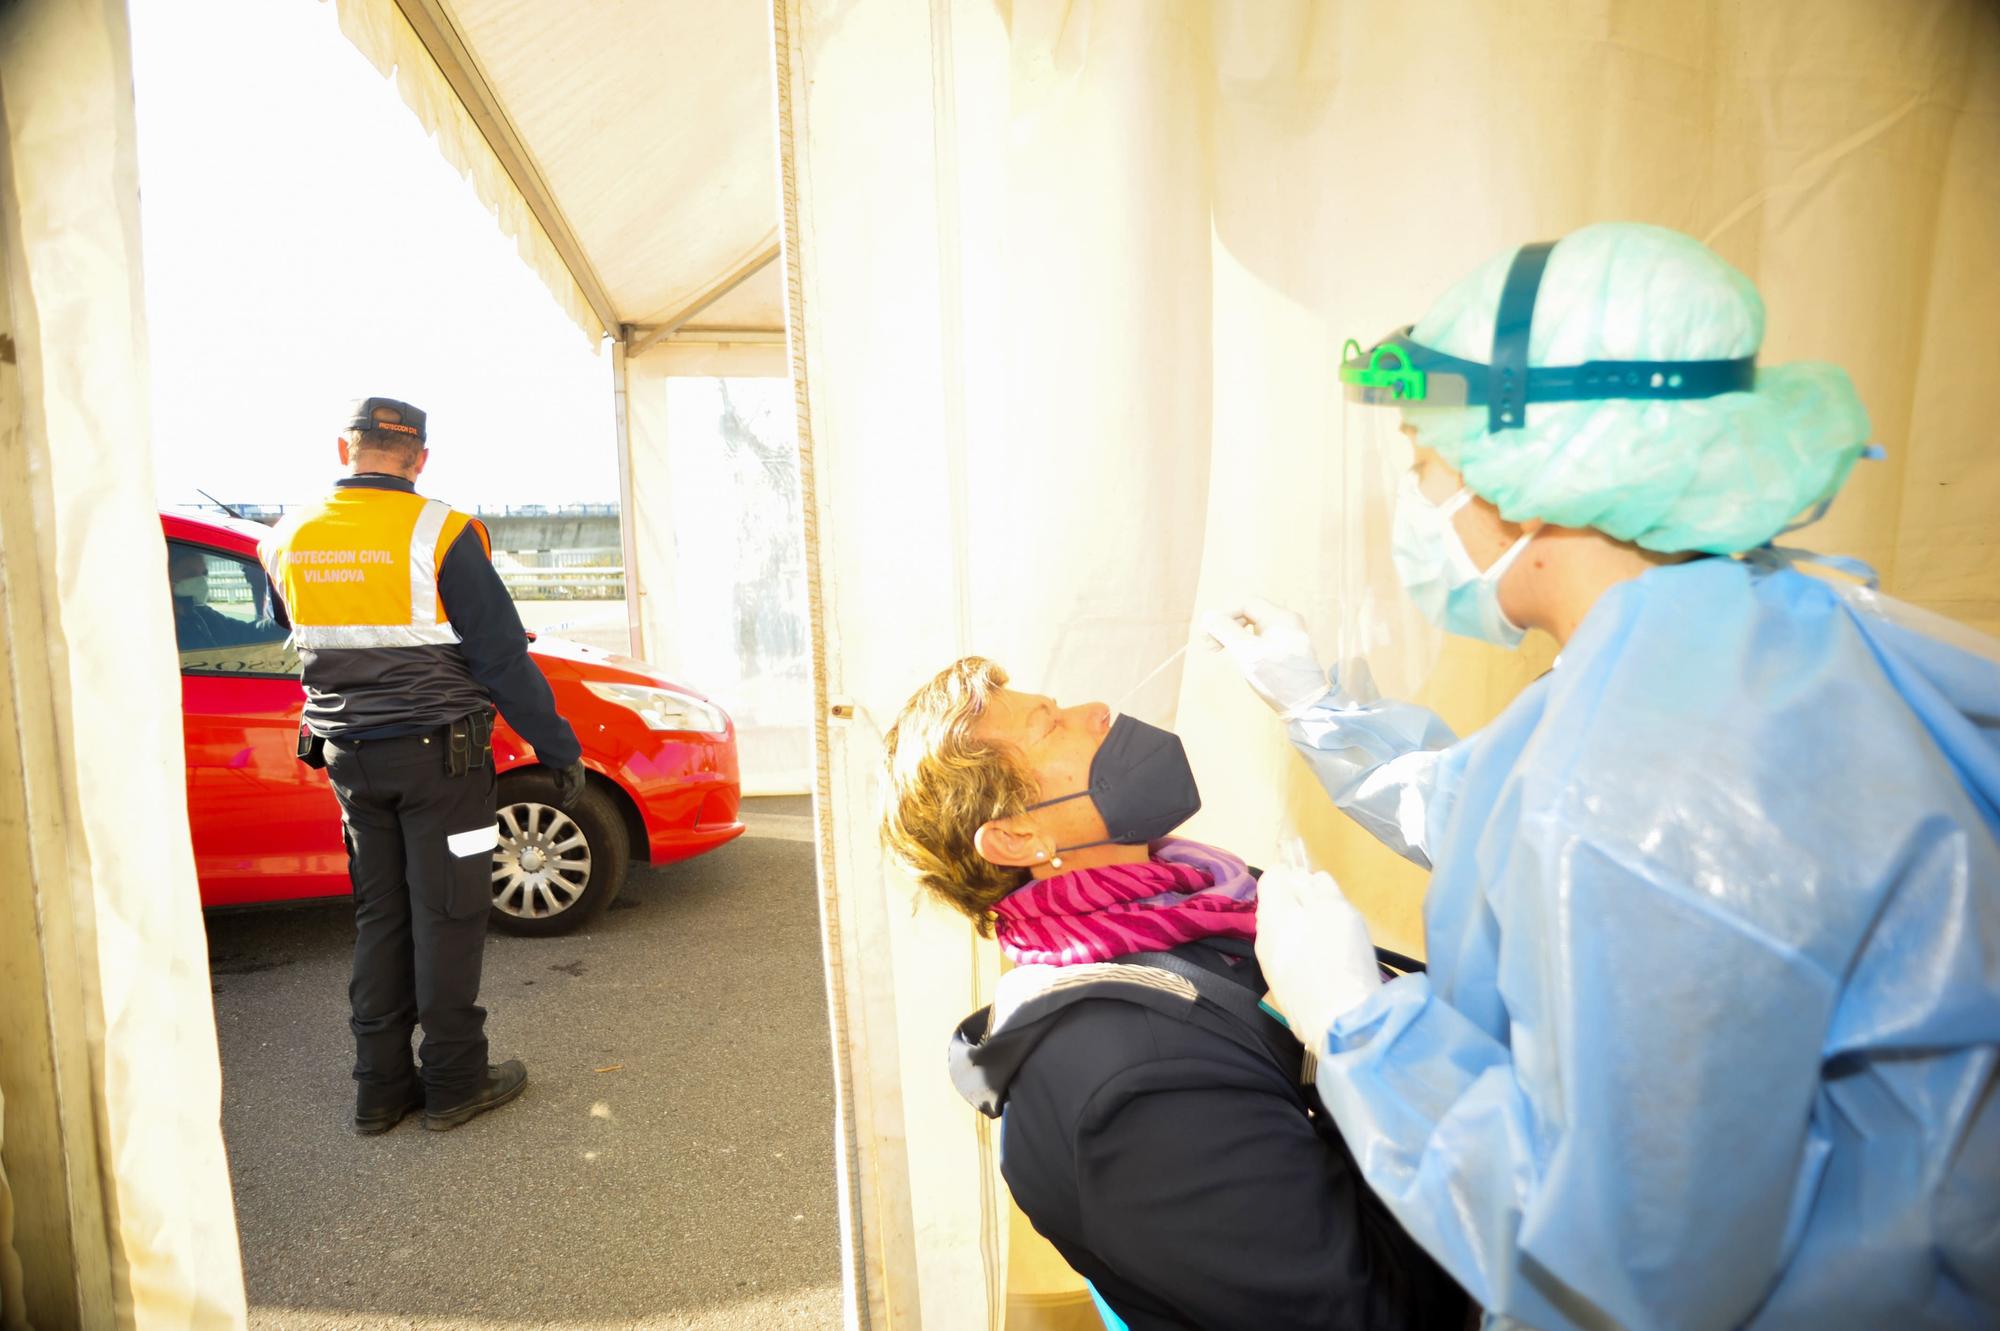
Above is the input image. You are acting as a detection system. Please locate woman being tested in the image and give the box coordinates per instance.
[1208,223,1999,1331]
[882,659,1468,1330]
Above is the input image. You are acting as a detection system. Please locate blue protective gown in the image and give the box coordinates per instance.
[1289,556,2000,1331]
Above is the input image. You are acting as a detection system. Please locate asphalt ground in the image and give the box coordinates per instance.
[205,796,842,1330]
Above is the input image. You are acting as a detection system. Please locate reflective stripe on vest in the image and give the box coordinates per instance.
[409,497,451,626]
[289,621,461,649]
[264,491,476,650]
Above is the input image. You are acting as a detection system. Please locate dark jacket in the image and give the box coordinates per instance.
[950,938,1468,1331]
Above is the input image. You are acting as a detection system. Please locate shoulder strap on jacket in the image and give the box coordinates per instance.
[948,963,1203,1118]
[1113,950,1310,1085]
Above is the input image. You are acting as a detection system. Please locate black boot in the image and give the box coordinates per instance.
[354,1074,426,1135]
[424,1059,528,1131]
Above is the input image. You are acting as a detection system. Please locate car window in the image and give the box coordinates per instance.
[167,540,299,677]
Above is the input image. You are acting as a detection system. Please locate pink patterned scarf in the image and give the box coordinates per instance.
[990,837,1258,967]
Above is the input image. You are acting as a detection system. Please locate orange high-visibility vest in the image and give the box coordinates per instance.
[262,488,489,649]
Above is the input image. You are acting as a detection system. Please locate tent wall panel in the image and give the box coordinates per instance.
[0,0,247,1324]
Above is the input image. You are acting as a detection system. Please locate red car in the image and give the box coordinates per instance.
[165,510,744,936]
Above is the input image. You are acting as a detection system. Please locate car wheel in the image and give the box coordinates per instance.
[489,769,630,937]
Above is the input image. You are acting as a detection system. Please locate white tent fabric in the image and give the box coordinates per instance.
[776,0,2000,1323]
[331,0,785,347]
[0,0,246,1324]
[423,0,782,333]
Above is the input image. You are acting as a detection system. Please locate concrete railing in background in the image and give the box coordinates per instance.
[180,502,627,599]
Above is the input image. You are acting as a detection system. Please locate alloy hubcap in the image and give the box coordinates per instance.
[491,801,592,919]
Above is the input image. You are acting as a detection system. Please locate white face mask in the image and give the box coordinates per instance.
[1390,472,1532,648]
[172,576,207,601]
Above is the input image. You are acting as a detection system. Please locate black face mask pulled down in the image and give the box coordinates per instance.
[1025,714,1201,854]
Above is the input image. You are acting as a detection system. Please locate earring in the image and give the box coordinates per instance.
[1036,851,1046,860]
[1050,855,1064,871]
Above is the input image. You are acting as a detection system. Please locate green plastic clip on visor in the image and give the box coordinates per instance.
[1339,338,1429,406]
[1340,241,1759,430]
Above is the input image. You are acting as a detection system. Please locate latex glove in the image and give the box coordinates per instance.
[554,760,589,809]
[1254,864,1382,1048]
[1200,597,1329,717]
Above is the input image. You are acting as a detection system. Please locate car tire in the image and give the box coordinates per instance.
[489,769,630,937]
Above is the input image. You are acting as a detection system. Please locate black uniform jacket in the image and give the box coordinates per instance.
[949,938,1469,1331]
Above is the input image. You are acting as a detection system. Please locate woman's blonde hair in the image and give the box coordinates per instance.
[880,656,1036,933]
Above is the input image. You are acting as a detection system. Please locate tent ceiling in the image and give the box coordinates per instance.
[394,0,783,343]
[682,267,785,335]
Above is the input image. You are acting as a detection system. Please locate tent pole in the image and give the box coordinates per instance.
[770,0,882,1323]
[611,335,645,659]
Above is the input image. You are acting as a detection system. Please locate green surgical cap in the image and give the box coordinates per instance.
[1401,222,1871,555]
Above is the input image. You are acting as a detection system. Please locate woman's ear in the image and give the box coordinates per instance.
[974,816,1042,869]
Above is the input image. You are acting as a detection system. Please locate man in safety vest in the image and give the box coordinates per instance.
[262,396,586,1134]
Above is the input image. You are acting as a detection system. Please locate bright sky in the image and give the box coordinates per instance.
[130,0,618,511]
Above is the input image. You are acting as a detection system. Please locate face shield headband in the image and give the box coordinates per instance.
[1339,241,1759,432]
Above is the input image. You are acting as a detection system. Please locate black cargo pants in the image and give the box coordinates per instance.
[324,731,496,1102]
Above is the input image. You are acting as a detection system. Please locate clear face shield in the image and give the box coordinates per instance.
[1341,326,1551,671]
[1316,331,1453,701]
[1343,325,1490,501]
[1339,329,1481,491]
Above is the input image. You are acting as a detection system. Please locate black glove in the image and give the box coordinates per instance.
[554,760,588,809]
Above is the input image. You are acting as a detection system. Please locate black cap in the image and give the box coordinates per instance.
[345,396,427,443]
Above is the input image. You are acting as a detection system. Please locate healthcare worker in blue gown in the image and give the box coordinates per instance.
[1207,222,1999,1331]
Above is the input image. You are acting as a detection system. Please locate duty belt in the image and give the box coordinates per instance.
[297,712,494,775]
